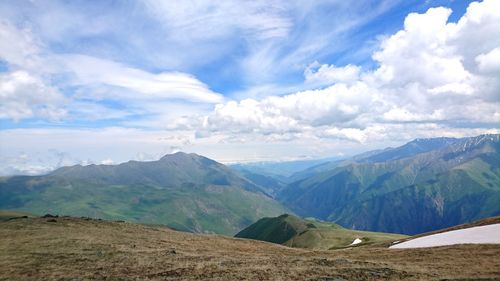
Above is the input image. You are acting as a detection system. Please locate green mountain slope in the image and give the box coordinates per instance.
[0,152,288,235]
[233,169,287,196]
[230,156,342,182]
[279,134,500,235]
[235,214,406,249]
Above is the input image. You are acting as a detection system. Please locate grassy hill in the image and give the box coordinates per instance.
[279,134,500,235]
[235,214,407,250]
[1,215,499,280]
[0,152,287,235]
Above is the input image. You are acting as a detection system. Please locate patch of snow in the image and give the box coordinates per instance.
[350,238,362,245]
[390,223,500,249]
[392,240,400,244]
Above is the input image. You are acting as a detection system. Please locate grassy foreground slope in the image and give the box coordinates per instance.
[1,216,499,280]
[235,214,407,250]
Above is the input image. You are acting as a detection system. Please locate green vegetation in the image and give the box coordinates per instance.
[235,214,406,250]
[278,134,500,235]
[0,152,287,235]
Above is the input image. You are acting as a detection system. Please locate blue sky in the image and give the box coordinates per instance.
[0,0,499,175]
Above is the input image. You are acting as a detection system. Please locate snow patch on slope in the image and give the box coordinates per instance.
[390,224,500,249]
[350,238,362,245]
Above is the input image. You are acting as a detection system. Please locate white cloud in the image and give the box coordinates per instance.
[0,71,67,121]
[143,1,292,42]
[189,0,500,144]
[58,54,224,104]
[475,47,500,74]
[304,62,361,85]
[0,21,223,122]
[199,82,373,135]
[0,21,41,68]
[100,159,114,165]
[1,0,500,172]
[371,7,469,89]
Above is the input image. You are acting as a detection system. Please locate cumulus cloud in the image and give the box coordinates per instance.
[475,47,500,74]
[192,0,500,143]
[0,21,41,68]
[1,0,500,170]
[201,82,372,135]
[304,62,361,85]
[0,71,67,121]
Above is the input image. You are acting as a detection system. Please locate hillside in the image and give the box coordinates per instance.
[0,153,287,235]
[230,156,342,182]
[279,134,500,235]
[235,214,406,250]
[1,216,499,280]
[233,169,287,196]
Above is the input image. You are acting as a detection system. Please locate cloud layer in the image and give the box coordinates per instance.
[0,0,499,174]
[193,0,500,143]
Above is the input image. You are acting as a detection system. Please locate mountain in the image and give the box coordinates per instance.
[288,137,457,182]
[288,159,344,182]
[230,156,342,181]
[279,134,500,235]
[0,152,288,235]
[233,169,287,196]
[235,214,406,250]
[357,137,458,163]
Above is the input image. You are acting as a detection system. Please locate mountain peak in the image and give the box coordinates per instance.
[158,152,219,167]
[160,151,203,160]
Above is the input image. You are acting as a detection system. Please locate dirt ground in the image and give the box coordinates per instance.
[1,217,499,281]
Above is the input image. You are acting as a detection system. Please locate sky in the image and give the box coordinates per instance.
[0,0,499,175]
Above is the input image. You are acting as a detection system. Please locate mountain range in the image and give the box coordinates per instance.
[0,152,287,235]
[1,134,498,236]
[278,134,500,234]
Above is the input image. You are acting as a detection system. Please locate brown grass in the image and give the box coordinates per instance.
[0,217,499,281]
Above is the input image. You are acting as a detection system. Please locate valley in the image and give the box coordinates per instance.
[2,1,500,280]
[277,134,500,234]
[1,134,499,237]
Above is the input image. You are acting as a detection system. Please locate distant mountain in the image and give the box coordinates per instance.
[233,169,287,197]
[358,137,458,163]
[230,156,342,181]
[0,152,288,235]
[278,134,500,235]
[235,214,406,249]
[288,137,457,182]
[51,152,266,195]
[288,159,344,182]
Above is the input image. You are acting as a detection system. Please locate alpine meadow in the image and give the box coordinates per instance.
[0,0,499,280]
